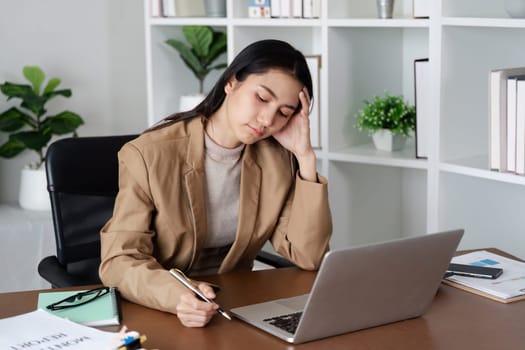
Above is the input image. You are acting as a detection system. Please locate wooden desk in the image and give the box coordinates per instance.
[1,267,524,350]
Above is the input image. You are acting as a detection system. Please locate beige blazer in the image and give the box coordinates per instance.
[99,117,332,314]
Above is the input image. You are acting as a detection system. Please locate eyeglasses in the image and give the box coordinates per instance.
[46,287,110,311]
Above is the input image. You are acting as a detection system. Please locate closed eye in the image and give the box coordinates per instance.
[278,109,292,118]
[257,94,267,103]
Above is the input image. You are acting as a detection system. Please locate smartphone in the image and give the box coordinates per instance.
[446,263,503,279]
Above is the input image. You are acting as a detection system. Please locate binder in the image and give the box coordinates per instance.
[37,287,121,326]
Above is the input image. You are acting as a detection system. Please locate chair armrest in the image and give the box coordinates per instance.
[38,256,102,288]
[255,251,295,268]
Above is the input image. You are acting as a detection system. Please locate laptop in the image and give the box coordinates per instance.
[231,229,464,344]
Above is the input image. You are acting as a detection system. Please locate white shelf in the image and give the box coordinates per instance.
[327,18,429,28]
[327,143,428,170]
[148,17,229,26]
[143,0,525,258]
[442,17,525,28]
[440,157,525,186]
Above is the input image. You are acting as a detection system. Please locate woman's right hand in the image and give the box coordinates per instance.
[175,283,218,327]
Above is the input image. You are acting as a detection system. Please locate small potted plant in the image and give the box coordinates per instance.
[165,25,227,111]
[0,65,84,210]
[354,93,416,151]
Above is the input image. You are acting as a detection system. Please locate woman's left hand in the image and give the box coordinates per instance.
[272,87,313,157]
[273,87,317,182]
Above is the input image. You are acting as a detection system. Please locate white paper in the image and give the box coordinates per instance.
[0,309,116,350]
[446,250,525,299]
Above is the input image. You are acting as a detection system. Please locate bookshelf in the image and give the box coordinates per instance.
[143,0,525,258]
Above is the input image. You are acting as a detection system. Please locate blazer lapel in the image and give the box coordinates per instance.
[183,119,207,270]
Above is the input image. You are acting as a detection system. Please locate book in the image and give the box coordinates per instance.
[163,0,205,17]
[150,0,163,17]
[280,0,291,17]
[291,0,302,17]
[515,78,525,175]
[176,0,205,17]
[270,0,281,17]
[412,0,430,18]
[162,0,176,17]
[37,287,121,327]
[488,66,525,171]
[443,250,525,303]
[303,0,321,18]
[414,58,430,159]
[506,76,519,173]
[305,55,321,149]
[248,0,271,18]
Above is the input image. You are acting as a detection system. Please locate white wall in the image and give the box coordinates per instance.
[0,0,147,203]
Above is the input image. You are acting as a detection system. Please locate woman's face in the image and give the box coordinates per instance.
[221,69,303,146]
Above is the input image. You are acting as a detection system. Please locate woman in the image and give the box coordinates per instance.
[99,39,332,327]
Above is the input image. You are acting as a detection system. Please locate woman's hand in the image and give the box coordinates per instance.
[273,87,317,182]
[175,283,218,327]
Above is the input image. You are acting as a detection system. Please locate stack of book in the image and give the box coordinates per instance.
[151,0,207,17]
[249,0,321,18]
[489,66,525,175]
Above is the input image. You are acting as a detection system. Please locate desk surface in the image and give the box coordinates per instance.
[1,267,524,350]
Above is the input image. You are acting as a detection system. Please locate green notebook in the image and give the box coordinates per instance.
[37,287,121,326]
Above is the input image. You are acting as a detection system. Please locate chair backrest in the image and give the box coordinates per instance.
[45,135,138,266]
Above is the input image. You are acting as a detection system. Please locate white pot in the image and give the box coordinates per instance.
[504,0,525,18]
[18,166,50,211]
[204,0,226,17]
[372,129,407,152]
[179,94,205,112]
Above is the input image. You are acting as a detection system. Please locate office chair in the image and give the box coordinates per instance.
[38,134,293,288]
[38,134,138,288]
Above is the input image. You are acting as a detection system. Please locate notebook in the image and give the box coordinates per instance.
[231,229,464,344]
[37,287,121,326]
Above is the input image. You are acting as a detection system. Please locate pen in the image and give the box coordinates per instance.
[169,268,232,321]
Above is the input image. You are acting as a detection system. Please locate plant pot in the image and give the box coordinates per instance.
[18,166,50,211]
[376,0,394,18]
[372,129,406,152]
[179,94,205,112]
[504,0,525,18]
[204,0,226,17]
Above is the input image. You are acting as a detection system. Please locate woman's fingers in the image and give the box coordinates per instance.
[176,290,218,327]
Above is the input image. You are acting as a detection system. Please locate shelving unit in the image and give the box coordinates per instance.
[144,0,525,258]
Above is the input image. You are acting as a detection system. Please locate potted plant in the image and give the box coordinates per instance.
[165,25,227,111]
[0,65,84,210]
[354,93,415,151]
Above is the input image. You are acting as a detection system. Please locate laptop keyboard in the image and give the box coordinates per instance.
[263,312,303,334]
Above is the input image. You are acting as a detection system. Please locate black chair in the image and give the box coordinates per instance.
[38,135,138,288]
[38,134,293,288]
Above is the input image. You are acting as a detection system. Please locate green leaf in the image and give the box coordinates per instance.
[208,63,227,71]
[42,111,84,135]
[166,39,202,77]
[11,130,51,151]
[0,107,32,131]
[20,94,47,117]
[0,82,34,100]
[44,88,72,99]
[23,66,45,95]
[0,139,26,158]
[206,32,227,65]
[43,78,61,94]
[183,26,212,58]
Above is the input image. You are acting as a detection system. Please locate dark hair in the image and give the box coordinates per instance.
[148,39,313,131]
